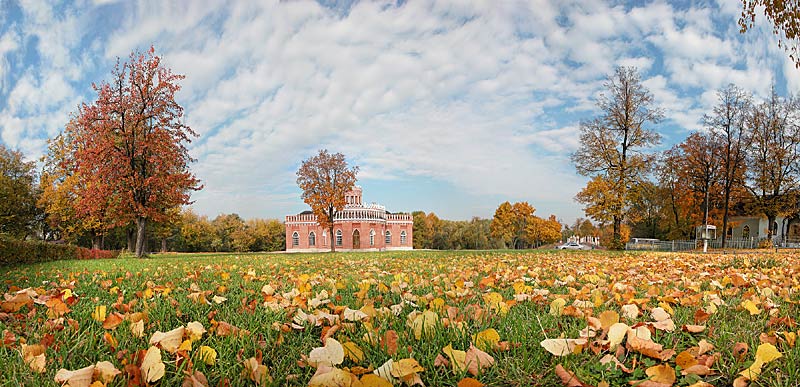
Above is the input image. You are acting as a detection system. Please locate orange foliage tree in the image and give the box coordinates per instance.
[740,0,800,68]
[296,149,359,252]
[66,47,201,257]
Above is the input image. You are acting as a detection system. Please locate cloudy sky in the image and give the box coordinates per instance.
[1,0,798,223]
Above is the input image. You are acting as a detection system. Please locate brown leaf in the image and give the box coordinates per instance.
[465,344,494,376]
[457,377,485,387]
[681,364,714,376]
[733,342,749,361]
[182,370,210,387]
[380,330,399,355]
[555,364,587,387]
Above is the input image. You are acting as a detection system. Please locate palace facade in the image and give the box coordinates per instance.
[285,187,413,252]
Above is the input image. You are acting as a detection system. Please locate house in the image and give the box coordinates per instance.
[726,215,800,245]
[284,186,413,252]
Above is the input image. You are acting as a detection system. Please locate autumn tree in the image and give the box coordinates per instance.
[525,215,562,247]
[489,201,515,248]
[0,144,39,239]
[296,149,358,252]
[68,47,200,256]
[572,66,663,249]
[740,0,800,68]
[706,84,751,247]
[745,89,800,239]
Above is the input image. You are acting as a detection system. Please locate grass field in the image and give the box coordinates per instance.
[1,250,799,387]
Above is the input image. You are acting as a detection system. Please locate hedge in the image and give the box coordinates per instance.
[0,236,120,266]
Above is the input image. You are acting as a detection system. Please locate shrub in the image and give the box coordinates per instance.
[0,236,119,266]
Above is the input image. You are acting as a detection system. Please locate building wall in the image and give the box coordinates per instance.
[285,218,413,251]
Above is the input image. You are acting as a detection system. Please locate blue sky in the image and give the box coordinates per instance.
[1,1,798,223]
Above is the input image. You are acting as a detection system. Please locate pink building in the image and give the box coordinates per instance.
[285,187,413,252]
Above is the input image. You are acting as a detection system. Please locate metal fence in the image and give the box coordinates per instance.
[625,237,768,252]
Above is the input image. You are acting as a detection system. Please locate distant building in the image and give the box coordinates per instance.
[285,186,413,252]
[726,215,800,244]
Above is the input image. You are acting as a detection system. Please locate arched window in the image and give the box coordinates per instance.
[400,230,407,245]
[291,231,299,247]
[370,229,375,246]
[309,232,316,246]
[336,230,342,246]
[385,230,391,244]
[742,225,750,239]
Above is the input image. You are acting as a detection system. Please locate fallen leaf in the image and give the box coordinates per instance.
[103,312,124,330]
[457,377,484,387]
[186,321,206,341]
[681,325,705,333]
[645,364,675,385]
[361,373,394,387]
[342,341,364,363]
[309,338,345,367]
[182,370,210,387]
[149,326,185,353]
[141,346,165,383]
[465,344,494,376]
[541,338,586,357]
[94,361,121,383]
[198,346,217,366]
[473,328,500,351]
[599,310,619,330]
[555,364,584,387]
[54,365,94,387]
[92,305,107,323]
[21,343,46,373]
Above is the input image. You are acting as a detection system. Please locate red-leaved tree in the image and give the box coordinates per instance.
[71,47,201,257]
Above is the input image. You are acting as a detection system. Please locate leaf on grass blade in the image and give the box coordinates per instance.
[411,310,438,340]
[308,367,360,387]
[54,365,94,387]
[554,364,584,387]
[149,326,185,353]
[21,343,46,373]
[739,343,782,381]
[390,358,425,382]
[740,300,761,315]
[361,373,393,387]
[94,361,121,383]
[1,292,33,312]
[626,329,674,361]
[599,310,619,330]
[102,312,124,330]
[681,325,705,333]
[457,377,484,387]
[198,346,217,365]
[211,295,227,304]
[465,344,494,376]
[443,344,467,373]
[373,359,397,384]
[550,298,567,316]
[131,319,145,338]
[733,342,749,361]
[91,305,107,322]
[243,357,271,385]
[182,370,209,387]
[473,328,500,351]
[599,354,632,373]
[650,307,670,322]
[541,338,586,357]
[186,321,206,341]
[381,330,399,355]
[681,364,714,376]
[621,304,639,320]
[645,364,675,385]
[342,341,364,363]
[308,338,345,367]
[608,323,628,350]
[141,346,165,383]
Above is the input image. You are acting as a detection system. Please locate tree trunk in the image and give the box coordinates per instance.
[613,216,622,250]
[91,232,101,250]
[127,227,135,252]
[721,187,732,248]
[161,238,167,253]
[767,214,777,240]
[329,224,335,252]
[135,217,147,257]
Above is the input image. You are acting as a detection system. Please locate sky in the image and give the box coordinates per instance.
[1,0,799,224]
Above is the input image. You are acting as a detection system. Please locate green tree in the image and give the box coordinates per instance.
[572,66,663,249]
[0,144,40,239]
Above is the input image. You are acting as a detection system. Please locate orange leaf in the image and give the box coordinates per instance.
[554,364,584,387]
[457,377,485,387]
[103,312,124,330]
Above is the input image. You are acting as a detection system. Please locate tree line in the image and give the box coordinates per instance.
[573,67,800,249]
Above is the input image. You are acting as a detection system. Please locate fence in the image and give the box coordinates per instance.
[625,237,768,252]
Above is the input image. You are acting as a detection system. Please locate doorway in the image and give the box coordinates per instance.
[352,229,360,249]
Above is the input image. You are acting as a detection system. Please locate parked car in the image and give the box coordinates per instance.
[557,241,589,250]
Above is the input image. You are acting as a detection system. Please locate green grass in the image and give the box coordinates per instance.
[1,250,798,386]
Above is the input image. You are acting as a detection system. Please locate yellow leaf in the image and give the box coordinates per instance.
[755,342,782,364]
[411,310,439,340]
[540,338,586,357]
[178,339,192,352]
[360,374,393,387]
[198,346,217,366]
[443,344,467,373]
[549,298,567,316]
[342,341,364,363]
[645,364,676,385]
[473,328,500,351]
[741,300,761,315]
[599,310,619,330]
[92,305,107,323]
[390,358,425,380]
[607,323,628,350]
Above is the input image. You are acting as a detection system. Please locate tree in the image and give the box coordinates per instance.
[740,0,800,68]
[0,144,39,239]
[296,149,358,252]
[70,47,200,256]
[706,84,751,247]
[489,202,515,248]
[745,88,800,239]
[572,66,663,249]
[526,215,562,247]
